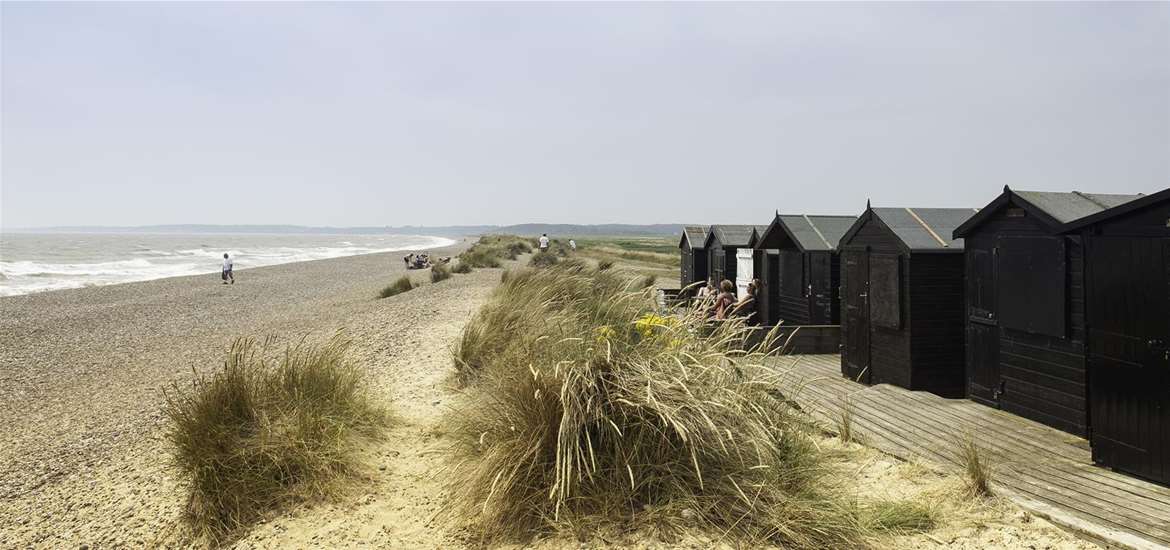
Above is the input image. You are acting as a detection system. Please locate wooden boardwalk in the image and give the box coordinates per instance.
[770,354,1170,550]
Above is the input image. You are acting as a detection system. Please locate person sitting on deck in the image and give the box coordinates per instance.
[731,280,759,324]
[713,280,737,320]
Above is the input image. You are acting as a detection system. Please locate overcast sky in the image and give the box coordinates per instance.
[2,2,1167,228]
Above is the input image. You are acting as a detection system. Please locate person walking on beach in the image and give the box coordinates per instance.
[569,239,577,251]
[222,253,234,285]
[538,233,550,253]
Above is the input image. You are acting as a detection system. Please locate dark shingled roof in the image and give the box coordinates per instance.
[954,188,1146,237]
[706,225,758,248]
[679,225,709,250]
[842,207,977,252]
[774,215,858,252]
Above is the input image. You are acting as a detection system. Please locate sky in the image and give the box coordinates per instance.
[1,2,1167,228]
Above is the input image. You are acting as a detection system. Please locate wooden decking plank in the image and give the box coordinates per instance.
[768,354,1170,550]
[886,385,1170,504]
[862,385,1170,524]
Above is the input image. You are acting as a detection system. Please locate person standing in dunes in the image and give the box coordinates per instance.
[222,253,234,285]
[538,233,550,253]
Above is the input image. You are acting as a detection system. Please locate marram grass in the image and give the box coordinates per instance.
[163,334,386,544]
[445,263,930,547]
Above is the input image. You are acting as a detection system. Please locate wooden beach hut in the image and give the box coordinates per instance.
[678,225,709,292]
[953,188,1143,436]
[1059,188,1169,483]
[837,204,975,398]
[754,213,857,326]
[703,225,758,289]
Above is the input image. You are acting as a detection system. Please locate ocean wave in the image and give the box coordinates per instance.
[0,234,456,296]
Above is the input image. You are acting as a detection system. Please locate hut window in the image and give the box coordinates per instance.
[780,250,803,297]
[870,255,901,329]
[997,236,1066,338]
[1006,207,1026,218]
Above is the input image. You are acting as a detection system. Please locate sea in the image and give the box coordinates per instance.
[0,232,456,297]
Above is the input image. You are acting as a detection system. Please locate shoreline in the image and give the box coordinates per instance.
[0,234,461,298]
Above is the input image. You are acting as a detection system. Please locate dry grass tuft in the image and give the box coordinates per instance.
[431,262,452,283]
[528,251,559,268]
[858,500,938,534]
[459,235,533,267]
[956,434,994,497]
[596,259,614,271]
[379,275,415,298]
[452,262,473,274]
[444,263,911,548]
[163,335,386,543]
[837,393,857,444]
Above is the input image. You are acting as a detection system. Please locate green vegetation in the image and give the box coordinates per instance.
[528,250,559,268]
[431,262,452,283]
[163,335,385,543]
[445,263,932,547]
[458,235,534,268]
[569,236,678,283]
[452,262,473,274]
[379,275,415,298]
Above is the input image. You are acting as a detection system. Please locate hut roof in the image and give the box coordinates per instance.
[704,225,758,248]
[1058,187,1170,232]
[955,187,1145,237]
[758,214,858,252]
[678,225,709,250]
[842,206,977,253]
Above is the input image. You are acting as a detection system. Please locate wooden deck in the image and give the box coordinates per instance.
[770,354,1170,550]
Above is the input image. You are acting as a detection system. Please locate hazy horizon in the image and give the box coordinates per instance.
[3,2,1168,229]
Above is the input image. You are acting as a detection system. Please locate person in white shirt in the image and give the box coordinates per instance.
[222,253,234,285]
[538,234,550,252]
[569,239,576,251]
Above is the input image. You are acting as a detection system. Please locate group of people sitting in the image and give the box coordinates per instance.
[402,253,451,270]
[695,278,759,323]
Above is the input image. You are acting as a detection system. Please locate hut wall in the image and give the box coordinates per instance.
[830,252,842,324]
[808,251,835,325]
[1080,198,1170,484]
[840,216,911,387]
[758,251,780,325]
[775,249,810,325]
[964,210,1088,436]
[908,253,966,397]
[679,248,692,288]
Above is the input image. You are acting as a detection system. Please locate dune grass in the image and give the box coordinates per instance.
[431,262,452,283]
[528,250,559,268]
[379,275,415,298]
[957,434,994,497]
[596,259,614,271]
[163,335,386,543]
[452,262,473,274]
[458,235,534,268]
[445,263,932,547]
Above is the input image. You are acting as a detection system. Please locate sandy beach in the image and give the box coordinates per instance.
[0,239,483,548]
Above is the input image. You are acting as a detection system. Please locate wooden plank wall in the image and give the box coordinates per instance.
[908,253,967,397]
[841,215,913,388]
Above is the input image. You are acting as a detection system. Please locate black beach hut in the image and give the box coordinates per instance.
[1060,188,1170,483]
[703,225,758,286]
[678,225,709,292]
[754,213,857,326]
[837,204,975,397]
[953,188,1143,436]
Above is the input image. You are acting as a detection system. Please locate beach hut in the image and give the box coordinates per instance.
[837,203,975,397]
[754,213,858,326]
[678,225,709,292]
[953,188,1143,436]
[1059,188,1169,483]
[704,225,758,290]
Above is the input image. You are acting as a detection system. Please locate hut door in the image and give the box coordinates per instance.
[1088,237,1170,483]
[967,247,1000,405]
[842,249,870,383]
